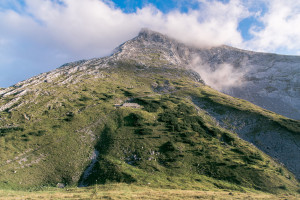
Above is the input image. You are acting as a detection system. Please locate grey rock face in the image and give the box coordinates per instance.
[193,47,300,120]
[192,97,300,179]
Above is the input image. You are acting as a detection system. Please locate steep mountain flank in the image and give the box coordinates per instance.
[0,30,299,194]
[115,29,300,120]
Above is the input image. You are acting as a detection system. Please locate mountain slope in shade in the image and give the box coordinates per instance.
[0,30,299,194]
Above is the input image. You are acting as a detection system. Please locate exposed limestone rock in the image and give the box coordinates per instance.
[122,103,141,108]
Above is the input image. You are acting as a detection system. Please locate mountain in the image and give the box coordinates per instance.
[0,29,299,194]
[117,29,300,120]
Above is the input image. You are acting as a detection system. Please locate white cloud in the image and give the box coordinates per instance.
[0,0,248,59]
[190,56,247,91]
[246,0,300,54]
[156,0,248,47]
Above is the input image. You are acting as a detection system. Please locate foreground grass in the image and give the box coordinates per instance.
[0,184,299,200]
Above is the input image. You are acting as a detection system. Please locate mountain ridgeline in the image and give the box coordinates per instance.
[0,29,299,194]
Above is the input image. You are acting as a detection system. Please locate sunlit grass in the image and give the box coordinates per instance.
[0,184,299,200]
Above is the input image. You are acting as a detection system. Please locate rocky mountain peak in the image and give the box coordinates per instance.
[118,29,300,120]
[137,28,174,44]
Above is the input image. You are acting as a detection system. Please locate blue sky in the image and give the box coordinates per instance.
[0,0,300,87]
[111,0,200,13]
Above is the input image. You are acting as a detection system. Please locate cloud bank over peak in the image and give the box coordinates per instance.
[0,0,300,87]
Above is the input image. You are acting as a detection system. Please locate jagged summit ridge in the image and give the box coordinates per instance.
[112,29,189,67]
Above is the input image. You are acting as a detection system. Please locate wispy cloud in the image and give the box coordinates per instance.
[190,56,247,91]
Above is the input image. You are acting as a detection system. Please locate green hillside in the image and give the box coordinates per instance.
[0,60,299,194]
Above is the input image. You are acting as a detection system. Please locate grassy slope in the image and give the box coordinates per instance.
[0,61,299,194]
[0,184,299,200]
